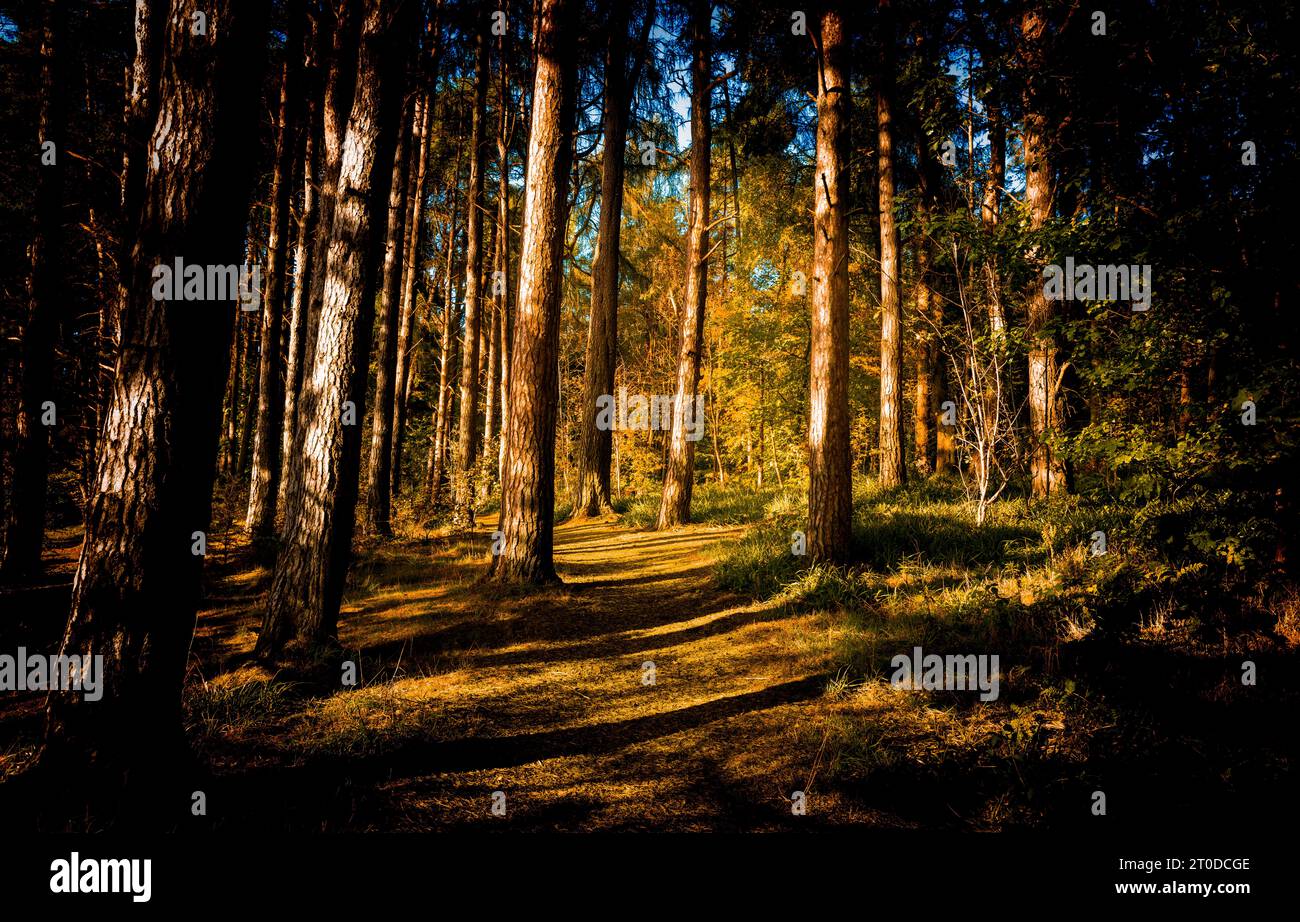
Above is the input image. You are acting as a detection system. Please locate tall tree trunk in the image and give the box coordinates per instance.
[876,0,905,488]
[279,85,322,518]
[2,0,64,579]
[246,0,305,537]
[453,23,491,526]
[807,4,851,562]
[913,133,941,477]
[429,152,463,508]
[656,0,711,529]
[1021,7,1068,498]
[391,93,435,499]
[40,0,265,814]
[258,0,410,661]
[488,0,577,584]
[575,2,642,517]
[365,100,414,536]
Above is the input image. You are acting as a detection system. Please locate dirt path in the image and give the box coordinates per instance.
[236,516,877,831]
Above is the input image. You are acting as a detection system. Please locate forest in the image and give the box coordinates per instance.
[0,0,1297,845]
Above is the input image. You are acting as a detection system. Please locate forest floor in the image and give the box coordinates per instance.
[3,484,1299,831]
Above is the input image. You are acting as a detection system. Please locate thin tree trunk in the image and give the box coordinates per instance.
[3,0,64,579]
[657,0,711,529]
[1021,7,1068,498]
[876,0,905,488]
[365,100,414,536]
[392,93,434,499]
[575,1,648,517]
[807,3,851,562]
[246,0,305,536]
[453,23,491,526]
[488,0,577,584]
[259,0,410,661]
[913,132,941,477]
[41,0,265,812]
[429,150,463,508]
[279,85,322,518]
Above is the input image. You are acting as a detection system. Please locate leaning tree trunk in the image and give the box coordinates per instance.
[453,23,491,527]
[1020,7,1069,498]
[246,0,305,537]
[40,0,265,815]
[806,3,851,562]
[364,102,414,536]
[2,0,64,579]
[258,0,410,661]
[656,0,712,530]
[575,2,639,518]
[876,0,905,488]
[488,0,577,584]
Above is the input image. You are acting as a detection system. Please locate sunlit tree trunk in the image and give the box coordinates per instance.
[807,3,851,562]
[657,0,711,529]
[913,133,941,478]
[259,0,410,660]
[429,151,463,508]
[1020,7,1069,499]
[280,85,322,517]
[876,0,905,488]
[246,0,305,537]
[489,0,577,584]
[41,0,265,807]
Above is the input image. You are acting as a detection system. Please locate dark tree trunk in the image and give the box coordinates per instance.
[657,0,711,530]
[807,3,851,562]
[246,0,306,537]
[258,0,411,661]
[575,2,649,517]
[40,0,266,819]
[365,101,414,536]
[3,0,65,579]
[488,0,578,584]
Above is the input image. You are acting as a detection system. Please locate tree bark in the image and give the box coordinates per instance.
[279,82,323,518]
[246,0,305,537]
[574,2,642,518]
[3,0,64,579]
[1020,7,1069,498]
[488,0,577,584]
[876,0,905,488]
[259,0,410,661]
[807,3,851,562]
[365,100,414,536]
[391,92,434,499]
[40,0,265,813]
[453,22,492,526]
[656,0,711,529]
